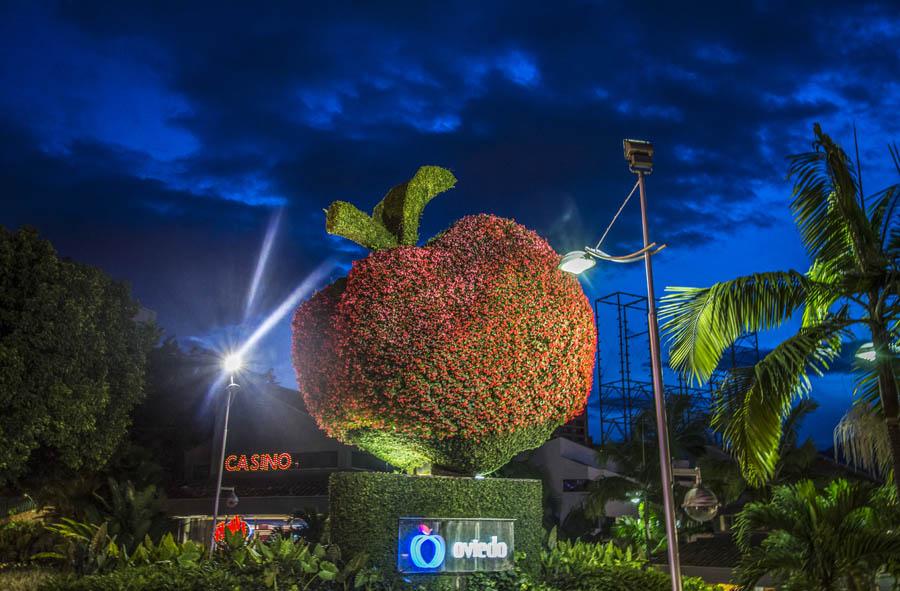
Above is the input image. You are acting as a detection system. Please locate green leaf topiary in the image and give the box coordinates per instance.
[324,165,457,250]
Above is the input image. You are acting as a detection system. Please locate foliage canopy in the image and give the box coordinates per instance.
[0,227,157,487]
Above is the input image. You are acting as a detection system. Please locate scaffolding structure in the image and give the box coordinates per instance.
[594,291,760,446]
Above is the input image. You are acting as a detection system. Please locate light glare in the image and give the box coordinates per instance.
[558,251,596,275]
[223,352,243,373]
[234,260,336,362]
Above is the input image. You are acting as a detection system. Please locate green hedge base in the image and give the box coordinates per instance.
[329,472,543,589]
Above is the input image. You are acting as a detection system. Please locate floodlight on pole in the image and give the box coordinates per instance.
[223,352,244,375]
[558,139,684,591]
[209,352,243,557]
[559,251,597,275]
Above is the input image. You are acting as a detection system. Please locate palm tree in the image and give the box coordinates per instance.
[583,394,709,520]
[699,399,820,505]
[833,351,900,476]
[733,479,900,590]
[660,124,900,493]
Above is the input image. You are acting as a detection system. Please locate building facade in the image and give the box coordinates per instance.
[165,375,388,542]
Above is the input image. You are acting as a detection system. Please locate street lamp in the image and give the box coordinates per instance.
[559,139,684,591]
[209,352,243,557]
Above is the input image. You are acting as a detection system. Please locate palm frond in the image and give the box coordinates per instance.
[779,399,819,453]
[583,475,641,519]
[788,124,879,275]
[867,181,900,252]
[661,271,809,383]
[801,259,842,328]
[834,402,892,476]
[734,480,817,550]
[713,318,847,486]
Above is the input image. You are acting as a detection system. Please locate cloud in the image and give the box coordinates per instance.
[1,0,899,392]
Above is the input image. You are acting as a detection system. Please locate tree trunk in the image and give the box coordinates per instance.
[870,325,900,496]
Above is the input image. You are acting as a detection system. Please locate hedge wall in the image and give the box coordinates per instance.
[329,472,543,588]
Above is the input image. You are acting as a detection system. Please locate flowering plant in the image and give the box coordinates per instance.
[215,516,250,543]
[292,167,595,473]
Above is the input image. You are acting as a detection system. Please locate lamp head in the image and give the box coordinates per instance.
[855,342,876,362]
[558,251,597,275]
[223,352,243,374]
[623,138,654,174]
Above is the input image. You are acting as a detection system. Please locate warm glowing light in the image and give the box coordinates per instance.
[223,352,243,373]
[558,250,596,275]
[225,452,294,472]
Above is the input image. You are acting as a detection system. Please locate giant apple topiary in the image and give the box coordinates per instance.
[292,166,595,474]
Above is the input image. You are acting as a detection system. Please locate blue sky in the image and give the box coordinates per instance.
[1,1,898,447]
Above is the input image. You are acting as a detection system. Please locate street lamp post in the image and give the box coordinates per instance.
[209,353,243,558]
[559,139,682,591]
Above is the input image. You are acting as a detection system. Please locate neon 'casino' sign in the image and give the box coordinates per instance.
[225,452,294,472]
[397,518,514,574]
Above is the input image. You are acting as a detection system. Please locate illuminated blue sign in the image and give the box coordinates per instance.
[409,524,446,568]
[397,518,514,574]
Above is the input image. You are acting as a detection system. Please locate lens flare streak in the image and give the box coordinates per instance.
[206,259,336,401]
[244,208,283,319]
[236,259,336,361]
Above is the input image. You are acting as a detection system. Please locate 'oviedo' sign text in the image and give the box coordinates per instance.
[397,517,514,574]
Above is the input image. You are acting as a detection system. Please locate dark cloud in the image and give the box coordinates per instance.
[1,1,898,442]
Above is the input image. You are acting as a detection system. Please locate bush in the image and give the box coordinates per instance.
[36,519,385,591]
[0,520,55,566]
[42,563,241,591]
[516,530,722,591]
[545,564,670,591]
[293,169,595,474]
[329,472,542,587]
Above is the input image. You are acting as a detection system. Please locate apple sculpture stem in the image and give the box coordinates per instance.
[325,166,457,250]
[293,166,596,475]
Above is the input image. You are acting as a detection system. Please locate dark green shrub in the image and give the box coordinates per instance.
[41,563,242,591]
[0,520,55,565]
[329,472,542,587]
[34,519,120,575]
[41,533,387,591]
[528,530,720,591]
[545,564,670,591]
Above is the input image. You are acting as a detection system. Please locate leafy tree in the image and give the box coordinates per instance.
[661,125,900,493]
[733,479,900,590]
[130,338,219,483]
[0,227,157,488]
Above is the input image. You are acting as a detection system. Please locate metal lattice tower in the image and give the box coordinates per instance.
[594,291,759,446]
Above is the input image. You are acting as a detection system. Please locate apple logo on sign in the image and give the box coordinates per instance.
[409,524,446,569]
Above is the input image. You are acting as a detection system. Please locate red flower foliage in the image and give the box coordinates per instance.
[292,214,595,470]
[214,516,249,542]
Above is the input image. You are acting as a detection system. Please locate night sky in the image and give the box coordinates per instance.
[2,1,899,447]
